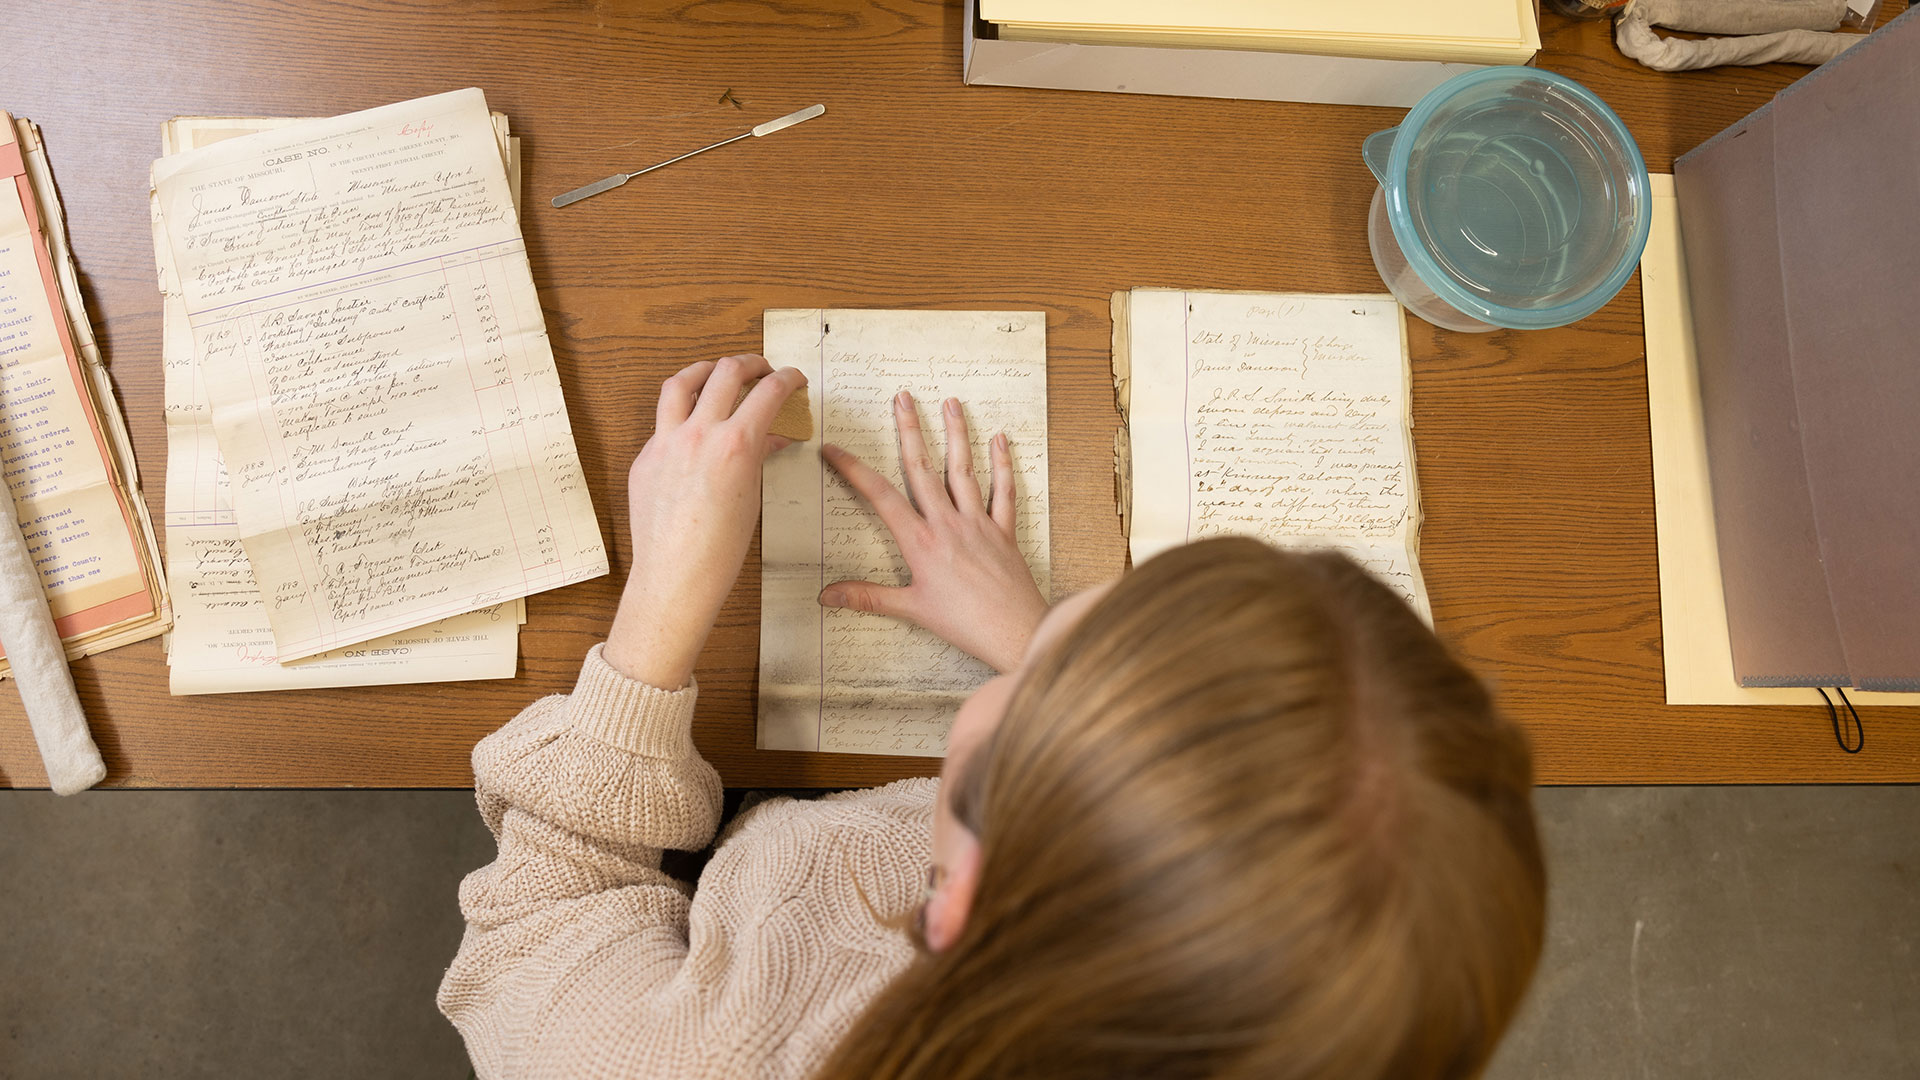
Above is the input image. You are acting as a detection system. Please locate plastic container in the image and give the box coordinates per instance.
[1363,67,1651,333]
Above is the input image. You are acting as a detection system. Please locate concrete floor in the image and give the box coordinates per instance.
[2,786,1915,1078]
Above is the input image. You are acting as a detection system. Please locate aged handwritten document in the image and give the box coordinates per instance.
[0,114,169,678]
[155,112,526,693]
[151,89,604,663]
[759,309,1051,756]
[1117,288,1430,621]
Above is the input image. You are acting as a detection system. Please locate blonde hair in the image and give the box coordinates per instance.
[815,538,1546,1080]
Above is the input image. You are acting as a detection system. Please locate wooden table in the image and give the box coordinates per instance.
[0,1,1910,788]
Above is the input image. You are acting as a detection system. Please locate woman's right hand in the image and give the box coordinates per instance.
[604,354,805,689]
[819,391,1048,674]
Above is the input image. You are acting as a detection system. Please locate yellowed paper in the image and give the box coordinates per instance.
[1641,174,1914,706]
[758,309,1051,756]
[981,0,1531,41]
[1123,288,1430,622]
[156,114,523,694]
[151,89,605,662]
[20,116,172,656]
[993,24,1538,65]
[0,116,169,677]
[1110,290,1133,536]
[0,206,147,616]
[984,0,1539,63]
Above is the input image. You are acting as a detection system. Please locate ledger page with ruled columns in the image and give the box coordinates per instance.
[759,309,1050,757]
[154,112,524,694]
[150,89,604,663]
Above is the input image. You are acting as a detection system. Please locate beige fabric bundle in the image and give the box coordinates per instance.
[0,490,103,794]
[1616,0,1861,70]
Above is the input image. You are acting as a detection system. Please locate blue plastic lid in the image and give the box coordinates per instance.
[1373,67,1652,331]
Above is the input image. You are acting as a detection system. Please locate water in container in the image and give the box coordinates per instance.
[1364,67,1651,333]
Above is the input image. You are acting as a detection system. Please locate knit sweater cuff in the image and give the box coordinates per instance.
[566,644,700,760]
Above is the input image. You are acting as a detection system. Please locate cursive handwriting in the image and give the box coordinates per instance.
[759,310,1051,756]
[162,92,606,659]
[1165,293,1426,611]
[815,342,1050,752]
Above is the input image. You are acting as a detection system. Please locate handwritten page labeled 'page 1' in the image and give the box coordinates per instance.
[1124,289,1430,622]
[151,89,605,662]
[760,309,1050,756]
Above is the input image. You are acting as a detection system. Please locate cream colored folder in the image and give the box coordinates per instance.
[982,0,1540,64]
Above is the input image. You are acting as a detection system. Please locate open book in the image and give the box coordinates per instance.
[0,113,170,678]
[1115,288,1430,622]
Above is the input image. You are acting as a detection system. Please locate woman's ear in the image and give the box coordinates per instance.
[924,832,983,952]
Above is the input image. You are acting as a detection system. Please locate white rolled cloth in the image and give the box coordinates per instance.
[0,489,104,794]
[1626,0,1849,35]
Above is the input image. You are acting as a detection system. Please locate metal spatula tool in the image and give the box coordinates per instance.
[552,103,826,208]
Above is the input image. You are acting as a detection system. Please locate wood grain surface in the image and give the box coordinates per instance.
[0,1,1910,788]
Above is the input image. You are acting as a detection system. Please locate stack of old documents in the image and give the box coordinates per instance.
[0,113,170,678]
[149,89,606,694]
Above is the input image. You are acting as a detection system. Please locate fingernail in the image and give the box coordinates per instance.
[996,432,1008,449]
[819,588,847,607]
[821,442,842,458]
[945,397,960,415]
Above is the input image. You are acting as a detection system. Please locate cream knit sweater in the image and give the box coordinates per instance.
[438,644,936,1079]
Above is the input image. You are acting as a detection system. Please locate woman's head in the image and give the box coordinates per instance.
[822,537,1546,1080]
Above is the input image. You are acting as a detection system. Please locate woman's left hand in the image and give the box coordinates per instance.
[818,392,1048,674]
[604,355,807,689]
